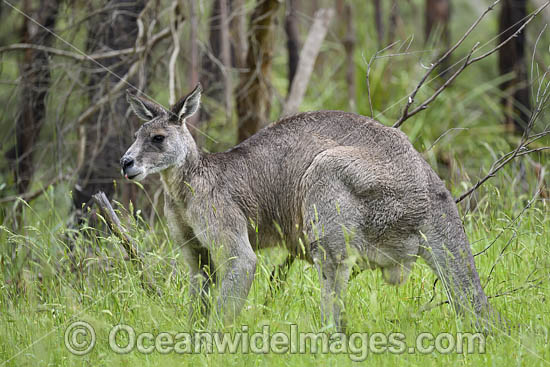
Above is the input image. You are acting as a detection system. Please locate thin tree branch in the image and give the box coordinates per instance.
[393,0,501,128]
[393,0,549,128]
[0,27,171,61]
[456,117,549,203]
[366,41,400,118]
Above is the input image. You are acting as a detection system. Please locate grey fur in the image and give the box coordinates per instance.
[122,85,501,330]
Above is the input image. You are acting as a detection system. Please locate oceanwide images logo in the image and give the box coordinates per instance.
[64,321,486,361]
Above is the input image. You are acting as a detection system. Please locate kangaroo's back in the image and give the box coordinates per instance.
[207,111,430,240]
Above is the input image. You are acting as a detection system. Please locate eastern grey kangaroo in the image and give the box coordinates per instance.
[121,84,501,330]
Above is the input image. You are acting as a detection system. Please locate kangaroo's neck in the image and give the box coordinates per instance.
[160,144,202,201]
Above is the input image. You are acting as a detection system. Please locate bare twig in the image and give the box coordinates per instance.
[456,123,549,204]
[424,128,467,152]
[487,278,545,299]
[474,189,540,257]
[394,0,549,128]
[418,278,544,313]
[393,0,500,128]
[282,8,335,117]
[92,191,161,296]
[0,27,171,61]
[366,41,400,118]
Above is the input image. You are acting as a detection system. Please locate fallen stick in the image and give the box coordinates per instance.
[92,191,161,296]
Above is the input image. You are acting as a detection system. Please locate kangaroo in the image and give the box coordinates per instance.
[121,83,501,330]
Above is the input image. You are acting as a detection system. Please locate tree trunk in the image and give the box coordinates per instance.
[72,0,146,219]
[201,0,225,104]
[285,0,301,92]
[236,0,281,142]
[387,0,399,44]
[219,0,233,124]
[230,0,248,69]
[498,0,530,133]
[425,0,451,74]
[425,0,451,44]
[199,0,234,135]
[7,0,58,195]
[282,8,334,116]
[373,0,384,48]
[343,4,356,113]
[188,0,200,129]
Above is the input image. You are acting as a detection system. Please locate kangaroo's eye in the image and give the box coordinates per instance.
[152,135,165,143]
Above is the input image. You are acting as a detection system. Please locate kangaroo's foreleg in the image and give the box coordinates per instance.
[182,243,215,326]
[199,220,257,327]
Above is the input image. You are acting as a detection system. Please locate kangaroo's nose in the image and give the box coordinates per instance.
[120,156,134,172]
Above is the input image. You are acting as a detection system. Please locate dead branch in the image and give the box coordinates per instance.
[6,26,170,129]
[488,278,545,299]
[282,8,335,117]
[92,191,161,296]
[394,0,500,127]
[366,41,400,118]
[456,126,550,204]
[93,192,140,260]
[394,0,549,128]
[75,25,172,126]
[0,27,171,61]
[473,188,540,257]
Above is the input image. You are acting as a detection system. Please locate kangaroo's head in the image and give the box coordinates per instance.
[120,84,202,181]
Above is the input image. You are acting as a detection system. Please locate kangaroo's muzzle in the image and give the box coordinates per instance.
[120,155,141,180]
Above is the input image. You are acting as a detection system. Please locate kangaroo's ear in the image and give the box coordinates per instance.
[126,91,166,121]
[171,83,202,123]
